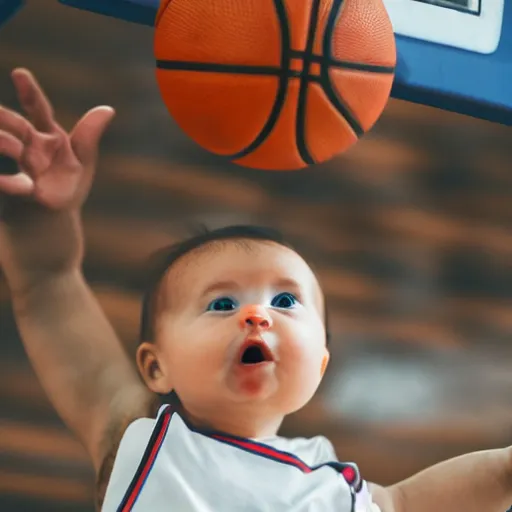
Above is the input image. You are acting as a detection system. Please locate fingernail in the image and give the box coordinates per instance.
[13,173,33,187]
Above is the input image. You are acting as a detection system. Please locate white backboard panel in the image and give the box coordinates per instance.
[383,0,505,54]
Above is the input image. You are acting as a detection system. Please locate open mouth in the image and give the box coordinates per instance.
[239,341,274,365]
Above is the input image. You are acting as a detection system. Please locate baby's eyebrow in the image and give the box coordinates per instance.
[200,280,240,298]
[199,278,304,299]
[272,278,303,292]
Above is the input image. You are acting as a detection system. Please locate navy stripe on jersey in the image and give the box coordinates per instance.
[210,431,361,512]
[117,405,174,512]
[173,406,362,489]
[211,433,313,472]
[210,433,361,488]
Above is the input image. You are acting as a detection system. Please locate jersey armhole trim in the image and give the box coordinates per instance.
[116,405,174,512]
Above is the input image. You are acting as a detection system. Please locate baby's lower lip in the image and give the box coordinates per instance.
[236,360,275,370]
[239,360,273,366]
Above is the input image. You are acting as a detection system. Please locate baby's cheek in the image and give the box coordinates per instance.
[295,325,325,361]
[178,345,212,372]
[285,335,325,386]
[166,343,201,375]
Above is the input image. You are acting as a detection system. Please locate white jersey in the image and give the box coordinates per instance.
[102,404,380,512]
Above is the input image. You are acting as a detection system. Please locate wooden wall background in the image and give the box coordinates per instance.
[0,2,511,510]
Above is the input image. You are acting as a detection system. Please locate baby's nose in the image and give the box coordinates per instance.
[239,305,273,330]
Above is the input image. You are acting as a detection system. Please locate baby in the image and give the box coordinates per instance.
[1,69,512,512]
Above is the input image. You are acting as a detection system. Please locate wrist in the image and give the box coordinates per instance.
[1,207,85,292]
[9,266,85,313]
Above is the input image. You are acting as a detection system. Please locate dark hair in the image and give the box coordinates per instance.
[139,225,330,344]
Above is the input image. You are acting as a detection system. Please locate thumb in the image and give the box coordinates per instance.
[70,106,115,165]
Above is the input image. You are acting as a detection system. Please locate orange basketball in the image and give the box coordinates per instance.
[154,0,396,171]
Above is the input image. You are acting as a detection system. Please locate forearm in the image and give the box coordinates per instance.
[389,447,512,512]
[11,268,150,469]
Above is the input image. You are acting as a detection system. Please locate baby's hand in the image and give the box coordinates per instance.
[0,69,115,293]
[0,68,114,208]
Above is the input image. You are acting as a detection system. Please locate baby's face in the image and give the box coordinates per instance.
[151,240,328,418]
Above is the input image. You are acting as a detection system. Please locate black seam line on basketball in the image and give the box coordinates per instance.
[157,60,281,75]
[220,0,291,161]
[157,58,395,76]
[156,60,322,81]
[295,0,323,166]
[289,50,395,74]
[320,0,364,138]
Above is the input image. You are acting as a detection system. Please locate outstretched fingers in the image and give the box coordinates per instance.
[71,105,115,166]
[0,105,35,143]
[0,172,33,196]
[0,130,23,162]
[0,131,33,196]
[11,68,57,133]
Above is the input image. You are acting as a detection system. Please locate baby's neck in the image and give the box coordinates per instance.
[179,402,284,439]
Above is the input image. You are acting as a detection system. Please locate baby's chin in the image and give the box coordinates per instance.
[224,362,280,401]
[224,376,311,415]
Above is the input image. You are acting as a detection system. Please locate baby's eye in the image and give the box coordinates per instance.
[206,297,238,312]
[271,292,298,309]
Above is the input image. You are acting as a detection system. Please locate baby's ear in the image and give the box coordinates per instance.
[136,342,173,394]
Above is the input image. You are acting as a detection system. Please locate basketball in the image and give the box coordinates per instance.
[154,0,396,171]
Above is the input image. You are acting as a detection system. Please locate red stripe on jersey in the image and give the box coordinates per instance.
[120,409,172,512]
[211,434,312,473]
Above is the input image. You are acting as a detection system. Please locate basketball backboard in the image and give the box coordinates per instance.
[384,0,511,125]
[0,0,23,26]
[1,0,511,125]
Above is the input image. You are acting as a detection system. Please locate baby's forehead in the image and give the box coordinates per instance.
[160,239,322,306]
